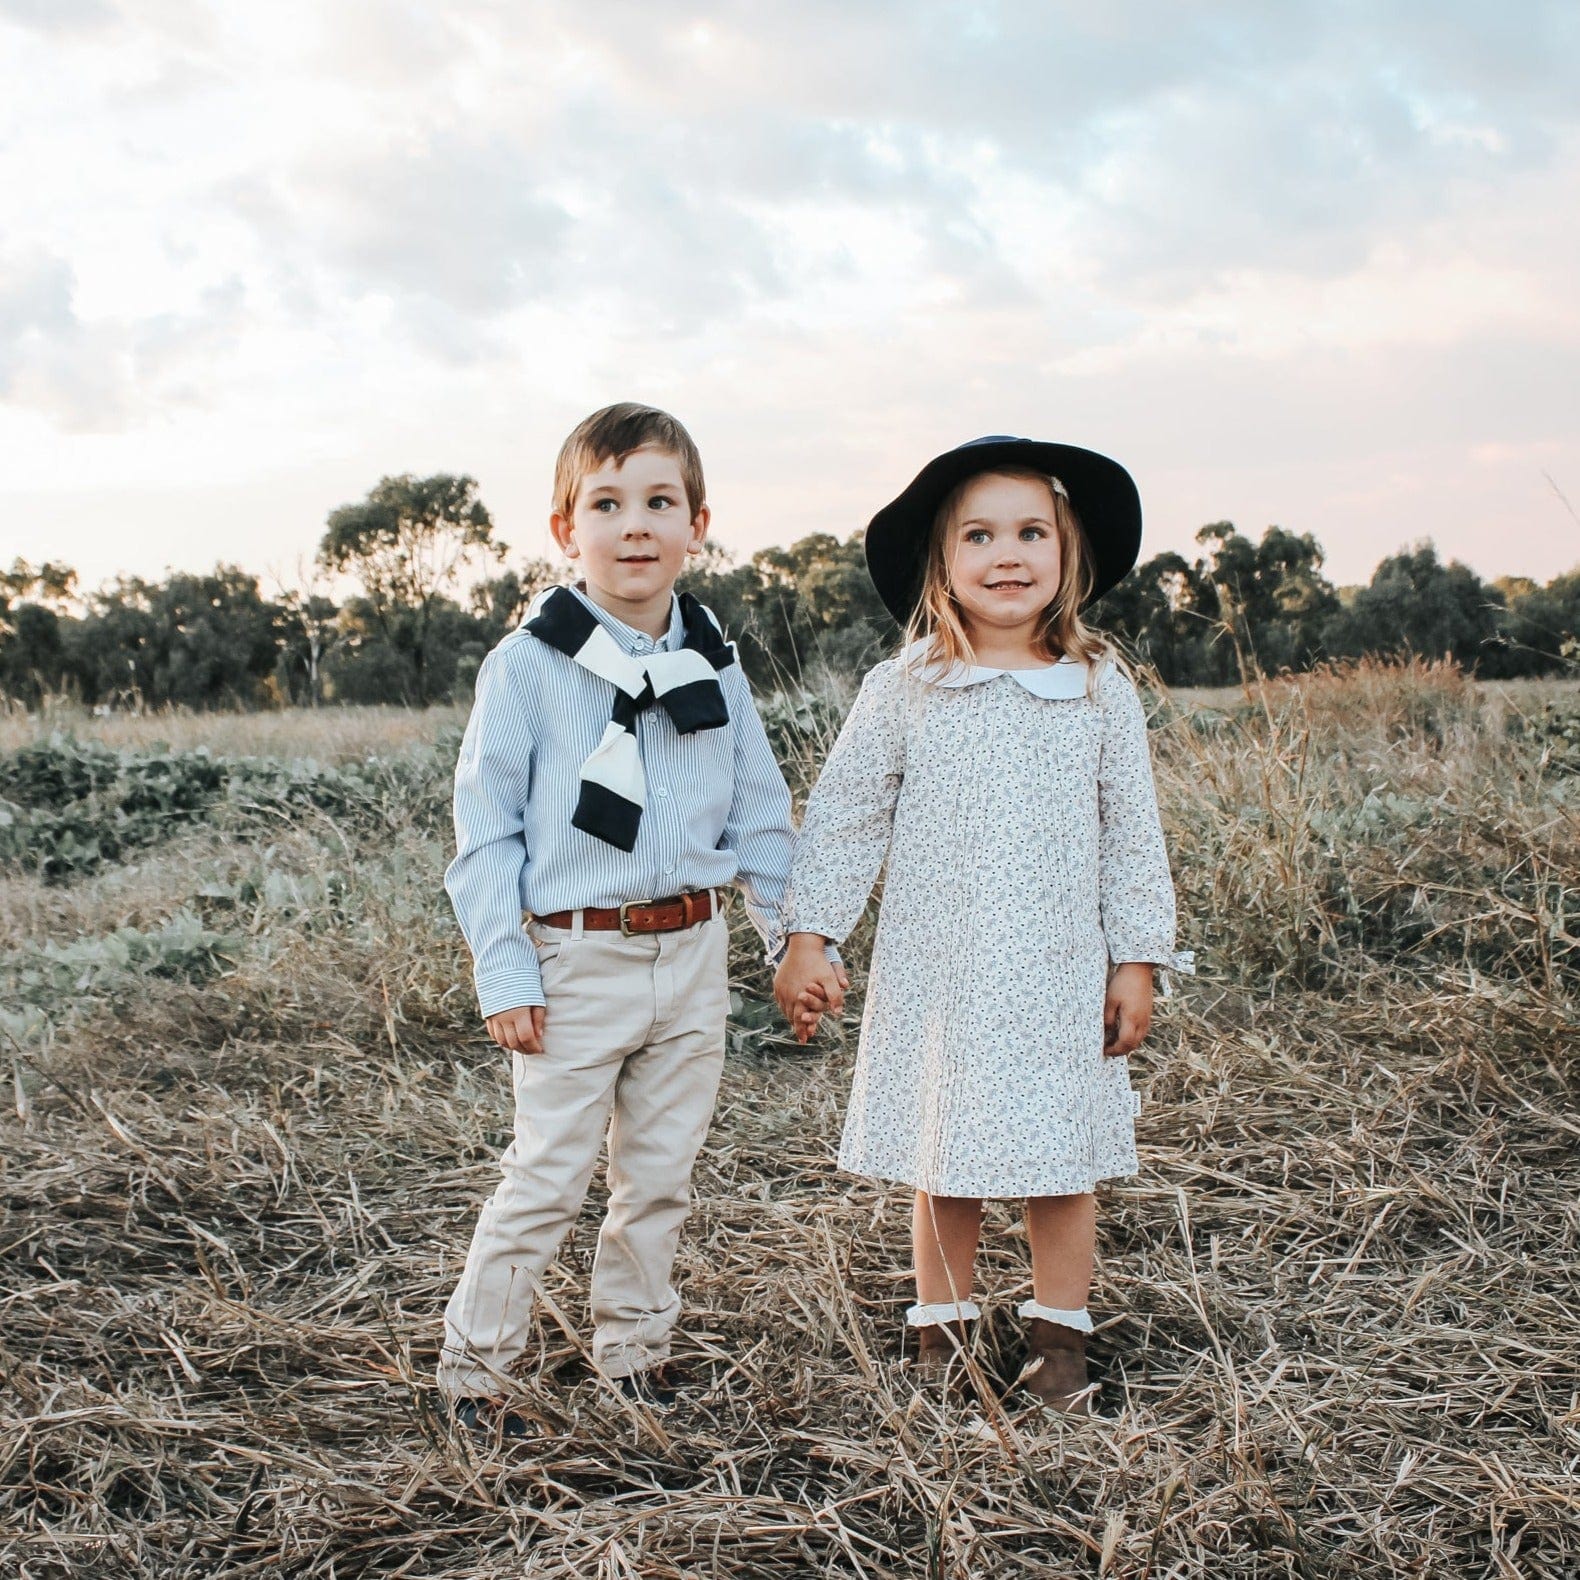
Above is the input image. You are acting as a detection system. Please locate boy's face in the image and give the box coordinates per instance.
[551,446,709,617]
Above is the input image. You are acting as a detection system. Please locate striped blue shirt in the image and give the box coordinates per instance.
[445,584,796,1016]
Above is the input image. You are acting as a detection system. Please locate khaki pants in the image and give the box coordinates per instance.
[437,909,729,1395]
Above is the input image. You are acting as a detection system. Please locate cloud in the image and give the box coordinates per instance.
[115,1,1574,363]
[0,249,249,430]
[0,250,74,355]
[1,0,1577,591]
[292,136,570,315]
[131,279,248,390]
[313,0,474,91]
[518,1,1580,299]
[223,115,810,342]
[0,0,115,33]
[0,250,130,429]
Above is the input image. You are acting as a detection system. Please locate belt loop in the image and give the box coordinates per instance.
[570,909,585,940]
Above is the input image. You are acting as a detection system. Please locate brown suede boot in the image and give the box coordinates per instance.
[1022,1318,1095,1414]
[914,1319,969,1370]
[909,1314,976,1400]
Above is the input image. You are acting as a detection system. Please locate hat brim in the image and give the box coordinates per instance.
[863,438,1142,627]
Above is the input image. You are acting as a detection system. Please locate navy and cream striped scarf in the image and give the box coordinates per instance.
[523,585,735,852]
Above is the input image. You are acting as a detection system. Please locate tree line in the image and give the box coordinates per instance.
[3,472,1576,711]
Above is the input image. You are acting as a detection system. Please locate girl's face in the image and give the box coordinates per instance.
[944,472,1064,644]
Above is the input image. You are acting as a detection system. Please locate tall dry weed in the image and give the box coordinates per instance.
[1154,656,1576,998]
[0,660,1575,1578]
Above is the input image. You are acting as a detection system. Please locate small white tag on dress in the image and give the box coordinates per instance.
[1129,1087,1143,1117]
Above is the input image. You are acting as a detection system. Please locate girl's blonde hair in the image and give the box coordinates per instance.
[902,467,1116,689]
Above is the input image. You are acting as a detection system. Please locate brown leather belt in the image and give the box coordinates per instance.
[532,888,718,936]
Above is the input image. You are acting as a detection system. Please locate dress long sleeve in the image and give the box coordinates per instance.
[1095,666,1182,971]
[786,660,907,945]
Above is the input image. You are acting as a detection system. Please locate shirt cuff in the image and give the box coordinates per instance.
[475,964,546,1019]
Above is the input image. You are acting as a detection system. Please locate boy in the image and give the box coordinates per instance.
[438,403,843,1430]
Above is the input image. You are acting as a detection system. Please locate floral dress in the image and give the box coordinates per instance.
[787,651,1189,1198]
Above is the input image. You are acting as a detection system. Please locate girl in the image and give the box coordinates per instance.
[775,436,1190,1414]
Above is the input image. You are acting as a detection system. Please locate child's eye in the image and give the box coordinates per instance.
[1020,526,1046,540]
[648,495,676,511]
[593,498,618,513]
[965,529,991,544]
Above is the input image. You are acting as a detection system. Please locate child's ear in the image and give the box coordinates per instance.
[686,503,712,555]
[549,511,579,558]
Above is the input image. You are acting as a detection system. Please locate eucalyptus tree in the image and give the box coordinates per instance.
[318,473,503,705]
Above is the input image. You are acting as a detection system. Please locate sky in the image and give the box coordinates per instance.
[2,0,1579,599]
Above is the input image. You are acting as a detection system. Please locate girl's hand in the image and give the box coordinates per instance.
[775,934,848,1043]
[1103,963,1154,1057]
[486,1004,546,1055]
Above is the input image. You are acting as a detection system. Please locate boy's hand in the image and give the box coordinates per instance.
[485,1004,546,1055]
[791,984,831,1044]
[774,934,848,1044]
[1103,962,1154,1056]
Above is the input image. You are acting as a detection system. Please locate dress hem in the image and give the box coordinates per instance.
[838,1157,1138,1199]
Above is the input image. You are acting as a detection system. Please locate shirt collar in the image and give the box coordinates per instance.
[568,582,682,655]
[903,640,1089,699]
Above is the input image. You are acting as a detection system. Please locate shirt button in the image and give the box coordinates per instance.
[655,787,670,797]
[664,865,676,876]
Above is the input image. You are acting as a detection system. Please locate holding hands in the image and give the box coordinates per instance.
[774,933,849,1044]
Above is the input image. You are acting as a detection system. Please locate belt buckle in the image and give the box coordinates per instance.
[618,900,639,936]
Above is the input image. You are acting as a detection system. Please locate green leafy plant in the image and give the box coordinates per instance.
[2,909,240,1014]
[0,736,451,881]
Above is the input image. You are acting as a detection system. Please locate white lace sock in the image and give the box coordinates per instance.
[1017,1299,1093,1333]
[905,1300,982,1327]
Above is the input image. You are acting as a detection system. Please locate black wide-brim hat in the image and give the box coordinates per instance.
[864,436,1142,625]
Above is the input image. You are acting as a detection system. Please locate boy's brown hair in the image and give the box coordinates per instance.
[552,403,707,520]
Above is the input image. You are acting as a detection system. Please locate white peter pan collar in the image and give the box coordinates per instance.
[902,641,1090,699]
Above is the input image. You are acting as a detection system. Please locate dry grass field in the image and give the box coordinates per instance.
[2,660,1576,1579]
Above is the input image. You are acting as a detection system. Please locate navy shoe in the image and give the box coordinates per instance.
[614,1368,679,1410]
[450,1396,534,1440]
